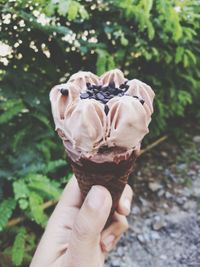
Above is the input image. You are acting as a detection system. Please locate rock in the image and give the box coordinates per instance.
[162,203,169,210]
[143,232,151,242]
[180,187,192,197]
[164,169,177,182]
[188,170,196,176]
[192,185,200,197]
[165,191,173,199]
[157,166,163,170]
[161,151,168,157]
[166,210,188,224]
[152,216,166,230]
[137,232,151,243]
[193,136,200,143]
[116,247,124,257]
[183,200,197,211]
[110,260,120,267]
[139,197,149,206]
[150,231,160,240]
[160,254,167,260]
[177,163,187,170]
[148,182,162,192]
[132,205,141,215]
[158,189,165,197]
[137,234,145,243]
[176,196,187,205]
[131,224,142,234]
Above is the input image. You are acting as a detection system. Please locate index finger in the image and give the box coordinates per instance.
[52,175,82,216]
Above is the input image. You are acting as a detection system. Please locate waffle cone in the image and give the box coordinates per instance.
[68,150,137,225]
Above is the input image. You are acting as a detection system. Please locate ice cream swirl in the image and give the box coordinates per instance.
[50,69,155,158]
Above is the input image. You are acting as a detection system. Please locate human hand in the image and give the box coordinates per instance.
[30,175,133,267]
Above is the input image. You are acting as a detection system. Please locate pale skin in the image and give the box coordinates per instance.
[30,175,133,267]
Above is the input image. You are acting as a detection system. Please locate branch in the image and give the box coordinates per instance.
[140,135,168,155]
[6,135,168,228]
[6,199,58,228]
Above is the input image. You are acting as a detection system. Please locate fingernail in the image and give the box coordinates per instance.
[124,198,130,212]
[103,234,115,249]
[87,186,105,210]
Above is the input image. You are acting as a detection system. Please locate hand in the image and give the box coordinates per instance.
[30,175,133,267]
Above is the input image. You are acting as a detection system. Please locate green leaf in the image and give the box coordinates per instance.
[186,50,197,64]
[96,49,115,75]
[58,0,69,16]
[0,99,24,124]
[79,5,89,19]
[45,0,56,16]
[144,0,153,14]
[27,174,61,199]
[19,199,29,210]
[46,159,66,173]
[29,192,47,226]
[68,1,79,21]
[13,180,29,200]
[12,127,29,151]
[31,112,51,129]
[96,49,107,76]
[12,227,26,266]
[183,54,189,67]
[0,199,16,231]
[175,47,184,64]
[146,20,155,40]
[107,56,115,71]
[120,35,128,46]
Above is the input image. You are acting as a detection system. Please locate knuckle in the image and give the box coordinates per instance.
[73,219,89,240]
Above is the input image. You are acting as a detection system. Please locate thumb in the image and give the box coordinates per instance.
[67,186,112,264]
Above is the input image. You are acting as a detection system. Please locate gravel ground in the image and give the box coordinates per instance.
[105,134,200,267]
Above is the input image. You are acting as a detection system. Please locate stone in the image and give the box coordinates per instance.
[177,163,187,170]
[165,191,173,199]
[150,231,160,240]
[132,205,141,215]
[158,189,165,197]
[193,187,200,197]
[160,254,167,260]
[193,136,200,143]
[176,196,187,205]
[139,197,149,206]
[148,182,162,192]
[161,151,168,157]
[137,234,145,243]
[152,216,166,231]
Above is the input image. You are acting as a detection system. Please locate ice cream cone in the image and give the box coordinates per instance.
[67,148,137,224]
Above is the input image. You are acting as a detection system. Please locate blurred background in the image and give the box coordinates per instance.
[0,0,199,266]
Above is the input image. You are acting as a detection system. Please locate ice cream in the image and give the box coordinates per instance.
[50,69,155,223]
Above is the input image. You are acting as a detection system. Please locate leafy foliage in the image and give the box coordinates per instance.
[12,227,26,266]
[0,0,200,266]
[0,199,16,231]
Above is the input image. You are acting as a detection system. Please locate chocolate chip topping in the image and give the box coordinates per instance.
[104,104,109,115]
[60,88,69,96]
[140,99,145,105]
[78,81,145,112]
[79,81,129,105]
[80,92,90,99]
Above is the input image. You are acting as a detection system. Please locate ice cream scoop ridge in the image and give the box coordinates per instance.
[50,69,155,160]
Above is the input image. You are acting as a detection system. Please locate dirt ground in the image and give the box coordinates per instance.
[106,131,200,267]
